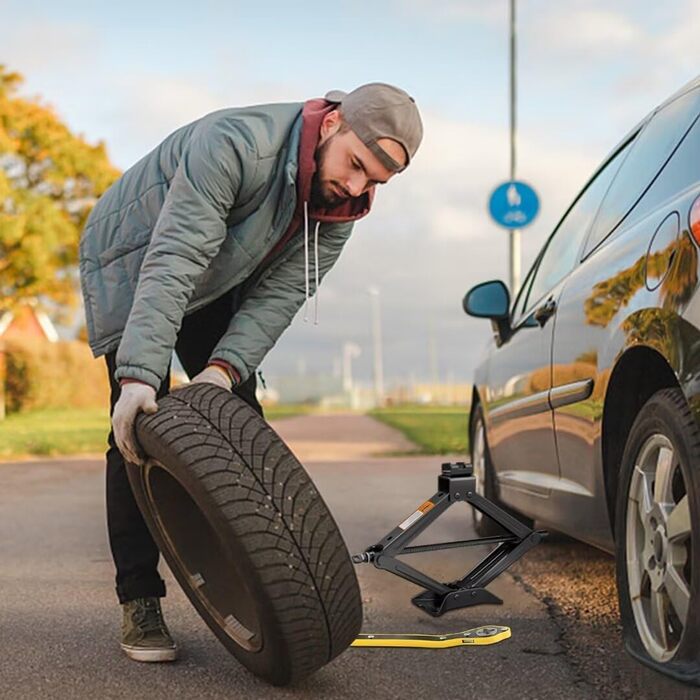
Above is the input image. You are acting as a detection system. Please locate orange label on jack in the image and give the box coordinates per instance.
[398,500,436,530]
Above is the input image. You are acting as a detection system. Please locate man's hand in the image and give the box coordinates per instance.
[113,383,158,465]
[190,365,233,391]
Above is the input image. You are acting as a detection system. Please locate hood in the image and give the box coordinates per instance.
[296,97,375,224]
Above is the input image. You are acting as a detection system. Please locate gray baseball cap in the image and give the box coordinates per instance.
[324,82,423,173]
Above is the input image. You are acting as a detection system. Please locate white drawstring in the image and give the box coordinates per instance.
[303,201,310,322]
[314,221,320,325]
[303,201,321,325]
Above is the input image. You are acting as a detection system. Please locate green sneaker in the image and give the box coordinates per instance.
[120,597,178,662]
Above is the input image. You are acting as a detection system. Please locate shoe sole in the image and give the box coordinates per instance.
[120,643,178,662]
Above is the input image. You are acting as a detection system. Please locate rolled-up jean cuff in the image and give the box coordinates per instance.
[116,576,166,604]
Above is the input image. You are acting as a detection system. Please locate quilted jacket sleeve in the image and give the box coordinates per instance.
[209,221,354,383]
[114,118,257,388]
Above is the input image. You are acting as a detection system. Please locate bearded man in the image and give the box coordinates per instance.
[79,82,423,662]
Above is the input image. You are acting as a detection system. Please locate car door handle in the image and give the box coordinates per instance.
[534,298,557,327]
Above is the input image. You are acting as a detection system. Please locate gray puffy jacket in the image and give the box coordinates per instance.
[79,102,354,388]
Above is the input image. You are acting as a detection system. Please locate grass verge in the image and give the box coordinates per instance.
[369,404,470,455]
[0,408,111,460]
[0,403,317,460]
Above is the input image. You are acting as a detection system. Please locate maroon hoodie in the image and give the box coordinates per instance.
[259,98,375,267]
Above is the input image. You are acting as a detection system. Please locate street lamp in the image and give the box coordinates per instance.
[342,342,362,393]
[367,286,384,405]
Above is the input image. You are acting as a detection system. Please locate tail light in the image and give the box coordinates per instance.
[690,193,700,245]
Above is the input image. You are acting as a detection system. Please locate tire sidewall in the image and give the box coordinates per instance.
[471,403,504,536]
[126,451,295,683]
[614,388,700,673]
[471,402,533,535]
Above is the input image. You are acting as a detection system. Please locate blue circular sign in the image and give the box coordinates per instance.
[488,180,540,229]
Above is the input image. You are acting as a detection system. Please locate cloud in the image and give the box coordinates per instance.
[0,18,100,75]
[430,205,486,240]
[85,71,312,170]
[521,0,699,122]
[657,7,700,75]
[398,0,506,24]
[95,76,227,168]
[529,6,643,56]
[625,0,700,96]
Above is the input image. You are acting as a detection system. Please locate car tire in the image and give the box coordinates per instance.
[470,403,533,536]
[127,383,363,686]
[615,387,700,685]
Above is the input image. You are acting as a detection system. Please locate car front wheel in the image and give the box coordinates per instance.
[615,387,700,685]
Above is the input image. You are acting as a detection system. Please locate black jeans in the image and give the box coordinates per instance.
[104,285,263,604]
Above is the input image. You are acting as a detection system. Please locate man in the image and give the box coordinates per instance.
[79,83,422,662]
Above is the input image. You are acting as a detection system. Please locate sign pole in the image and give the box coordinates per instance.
[509,0,520,296]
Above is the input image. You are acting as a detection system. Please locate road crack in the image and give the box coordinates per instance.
[509,570,602,697]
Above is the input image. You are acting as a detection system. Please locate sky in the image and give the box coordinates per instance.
[2,0,699,388]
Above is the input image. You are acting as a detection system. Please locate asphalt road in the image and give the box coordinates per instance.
[0,415,695,699]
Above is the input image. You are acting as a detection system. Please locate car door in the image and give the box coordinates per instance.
[485,256,558,504]
[486,141,634,523]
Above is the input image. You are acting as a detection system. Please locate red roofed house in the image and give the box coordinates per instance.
[0,304,60,419]
[0,303,59,344]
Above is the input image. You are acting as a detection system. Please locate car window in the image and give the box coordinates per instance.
[523,140,633,312]
[627,112,700,225]
[511,251,541,321]
[583,88,700,257]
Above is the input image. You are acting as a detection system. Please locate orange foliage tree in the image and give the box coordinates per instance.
[0,64,120,318]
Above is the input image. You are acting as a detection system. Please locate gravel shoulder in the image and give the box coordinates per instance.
[510,533,697,699]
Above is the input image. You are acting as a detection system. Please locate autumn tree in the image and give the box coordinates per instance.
[0,65,120,319]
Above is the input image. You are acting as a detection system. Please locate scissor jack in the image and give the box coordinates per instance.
[353,461,547,618]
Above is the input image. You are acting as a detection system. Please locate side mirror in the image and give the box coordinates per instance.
[463,280,511,345]
[463,280,510,318]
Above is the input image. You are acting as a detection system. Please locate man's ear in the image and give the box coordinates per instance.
[319,109,342,141]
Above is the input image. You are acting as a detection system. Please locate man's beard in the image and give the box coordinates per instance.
[310,136,347,209]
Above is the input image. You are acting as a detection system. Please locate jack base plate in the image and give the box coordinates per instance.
[412,587,503,617]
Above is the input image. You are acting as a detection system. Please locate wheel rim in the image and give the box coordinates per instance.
[143,459,263,652]
[472,418,487,527]
[626,433,692,663]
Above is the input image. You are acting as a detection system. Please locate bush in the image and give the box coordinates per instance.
[2,337,110,414]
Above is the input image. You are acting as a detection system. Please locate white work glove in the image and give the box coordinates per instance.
[190,365,233,391]
[112,382,158,465]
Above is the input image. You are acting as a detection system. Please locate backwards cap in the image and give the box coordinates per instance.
[324,82,423,173]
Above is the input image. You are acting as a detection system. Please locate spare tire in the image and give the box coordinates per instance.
[127,383,362,686]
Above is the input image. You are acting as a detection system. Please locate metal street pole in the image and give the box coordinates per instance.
[368,286,384,405]
[509,0,521,296]
[428,319,439,385]
[342,342,361,392]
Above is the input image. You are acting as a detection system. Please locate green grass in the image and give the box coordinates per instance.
[369,404,470,455]
[0,408,111,459]
[0,402,320,460]
[0,402,465,460]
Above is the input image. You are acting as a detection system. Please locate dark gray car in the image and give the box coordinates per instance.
[464,75,700,685]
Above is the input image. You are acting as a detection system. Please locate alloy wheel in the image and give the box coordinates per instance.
[626,433,692,662]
